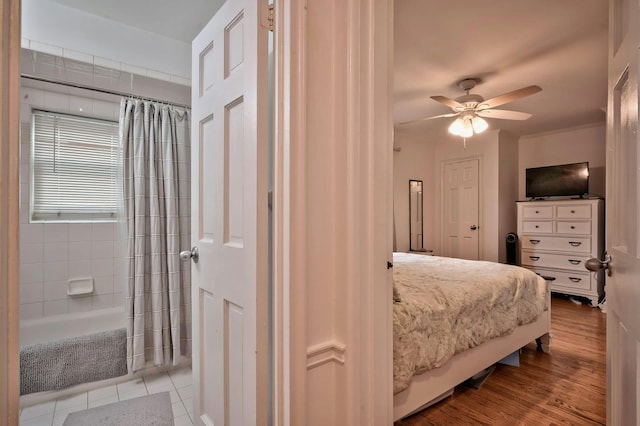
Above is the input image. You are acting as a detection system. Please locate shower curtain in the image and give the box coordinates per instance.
[120,99,191,373]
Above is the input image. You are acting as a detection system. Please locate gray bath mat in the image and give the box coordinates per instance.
[20,328,127,395]
[63,392,174,426]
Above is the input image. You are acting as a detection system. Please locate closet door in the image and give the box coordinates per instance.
[442,158,480,260]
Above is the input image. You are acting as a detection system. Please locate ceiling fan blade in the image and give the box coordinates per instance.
[476,109,532,120]
[399,112,460,126]
[430,96,465,111]
[476,85,542,110]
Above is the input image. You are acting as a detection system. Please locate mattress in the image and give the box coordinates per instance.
[392,253,548,394]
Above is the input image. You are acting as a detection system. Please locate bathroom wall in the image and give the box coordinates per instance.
[18,49,191,320]
[18,86,123,320]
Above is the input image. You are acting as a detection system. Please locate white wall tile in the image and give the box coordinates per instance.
[20,302,43,320]
[62,48,93,64]
[21,224,43,244]
[69,241,91,261]
[93,275,114,295]
[20,183,29,204]
[147,69,172,82]
[92,100,117,120]
[94,57,121,70]
[20,242,43,264]
[20,283,43,304]
[44,224,69,243]
[43,91,70,111]
[92,223,115,241]
[43,299,69,317]
[44,242,69,263]
[69,260,91,278]
[20,205,30,224]
[44,262,69,282]
[91,240,114,259]
[22,88,45,109]
[69,96,93,115]
[43,281,68,301]
[120,63,147,77]
[20,264,43,284]
[69,223,92,241]
[68,296,92,313]
[29,41,63,57]
[92,258,114,277]
[92,294,114,310]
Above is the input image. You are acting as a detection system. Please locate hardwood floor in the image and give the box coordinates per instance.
[395,295,606,426]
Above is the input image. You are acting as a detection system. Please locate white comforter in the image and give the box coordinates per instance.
[393,253,548,394]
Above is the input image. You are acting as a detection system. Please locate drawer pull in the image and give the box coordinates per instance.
[535,210,539,214]
[568,241,582,247]
[535,225,539,229]
[570,226,576,229]
[569,277,582,283]
[571,210,576,214]
[568,259,582,265]
[529,239,541,244]
[529,256,540,261]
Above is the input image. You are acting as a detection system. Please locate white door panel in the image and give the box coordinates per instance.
[442,158,479,260]
[606,0,640,423]
[191,0,268,424]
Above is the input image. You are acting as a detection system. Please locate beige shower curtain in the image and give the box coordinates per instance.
[120,99,191,373]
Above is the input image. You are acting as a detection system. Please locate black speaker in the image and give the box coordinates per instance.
[506,232,518,265]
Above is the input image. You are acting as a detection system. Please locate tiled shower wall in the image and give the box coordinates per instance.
[19,87,124,320]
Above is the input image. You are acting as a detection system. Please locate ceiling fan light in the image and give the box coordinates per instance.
[448,118,464,135]
[460,117,473,138]
[472,116,489,133]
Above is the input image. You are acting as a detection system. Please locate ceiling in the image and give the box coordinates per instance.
[50,0,224,43]
[394,0,609,136]
[48,1,608,137]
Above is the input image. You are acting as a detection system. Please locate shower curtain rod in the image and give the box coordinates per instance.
[20,74,191,110]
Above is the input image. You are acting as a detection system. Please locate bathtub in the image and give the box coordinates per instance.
[20,307,125,346]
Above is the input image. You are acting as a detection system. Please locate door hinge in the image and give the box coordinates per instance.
[261,4,275,32]
[387,261,393,270]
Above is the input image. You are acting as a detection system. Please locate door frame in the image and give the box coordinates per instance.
[0,0,21,424]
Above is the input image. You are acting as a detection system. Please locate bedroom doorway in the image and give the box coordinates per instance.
[441,157,480,260]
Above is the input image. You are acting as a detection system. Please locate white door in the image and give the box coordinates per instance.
[605,0,640,423]
[190,0,269,424]
[442,158,479,260]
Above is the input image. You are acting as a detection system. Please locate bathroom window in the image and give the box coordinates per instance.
[31,110,120,222]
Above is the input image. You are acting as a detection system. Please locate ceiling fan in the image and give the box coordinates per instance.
[401,78,542,137]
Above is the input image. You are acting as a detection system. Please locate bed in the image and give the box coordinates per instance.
[392,252,551,421]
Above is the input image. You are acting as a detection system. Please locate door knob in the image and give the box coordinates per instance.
[180,246,199,263]
[585,253,611,276]
[470,225,478,230]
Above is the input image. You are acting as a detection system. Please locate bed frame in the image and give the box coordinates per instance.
[393,288,552,421]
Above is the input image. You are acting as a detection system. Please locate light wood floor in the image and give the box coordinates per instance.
[395,294,606,426]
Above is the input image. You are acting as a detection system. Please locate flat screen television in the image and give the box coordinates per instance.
[526,162,589,199]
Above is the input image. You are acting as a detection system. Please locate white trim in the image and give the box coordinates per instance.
[273,0,307,425]
[520,120,605,140]
[306,342,347,369]
[0,0,22,423]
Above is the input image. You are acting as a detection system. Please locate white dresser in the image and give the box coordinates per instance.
[516,199,605,305]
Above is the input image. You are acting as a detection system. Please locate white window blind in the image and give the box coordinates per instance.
[31,110,120,222]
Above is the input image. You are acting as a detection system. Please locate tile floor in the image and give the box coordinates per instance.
[19,366,193,426]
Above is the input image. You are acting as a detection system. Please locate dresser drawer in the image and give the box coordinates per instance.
[522,221,553,233]
[520,236,591,253]
[556,204,591,219]
[526,267,593,292]
[556,221,591,235]
[521,251,589,272]
[522,206,553,219]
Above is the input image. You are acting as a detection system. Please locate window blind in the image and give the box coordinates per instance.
[31,110,120,221]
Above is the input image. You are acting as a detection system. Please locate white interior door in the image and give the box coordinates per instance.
[190,0,269,424]
[442,158,479,260]
[605,0,640,423]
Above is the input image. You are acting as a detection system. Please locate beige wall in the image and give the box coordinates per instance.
[392,131,436,253]
[518,123,606,199]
